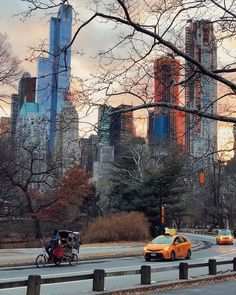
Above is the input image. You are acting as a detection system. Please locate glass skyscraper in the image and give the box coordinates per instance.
[36,4,72,153]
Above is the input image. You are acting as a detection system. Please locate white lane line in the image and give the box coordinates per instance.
[0,277,27,281]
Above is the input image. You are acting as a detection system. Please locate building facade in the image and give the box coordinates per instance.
[148,57,185,149]
[10,72,36,135]
[36,4,72,153]
[16,102,48,185]
[54,101,80,173]
[110,104,135,157]
[97,104,135,158]
[185,20,217,159]
[18,72,36,106]
[0,117,10,138]
[97,105,113,145]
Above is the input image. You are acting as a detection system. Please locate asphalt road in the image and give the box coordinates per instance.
[0,244,144,265]
[0,234,236,295]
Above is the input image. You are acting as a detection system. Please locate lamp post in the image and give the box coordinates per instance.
[159,180,165,235]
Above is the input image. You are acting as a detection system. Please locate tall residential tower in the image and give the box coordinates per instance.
[10,72,36,135]
[36,4,72,153]
[148,57,185,149]
[185,20,217,159]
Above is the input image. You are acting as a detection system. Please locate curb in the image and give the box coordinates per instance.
[98,272,236,294]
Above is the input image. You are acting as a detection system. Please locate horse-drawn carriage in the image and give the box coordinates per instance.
[35,230,81,267]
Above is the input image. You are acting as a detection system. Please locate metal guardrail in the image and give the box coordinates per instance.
[1,258,236,295]
[179,229,217,235]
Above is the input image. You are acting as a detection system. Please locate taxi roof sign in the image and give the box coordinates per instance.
[165,228,177,236]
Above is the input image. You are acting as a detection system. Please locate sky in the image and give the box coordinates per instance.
[0,0,235,156]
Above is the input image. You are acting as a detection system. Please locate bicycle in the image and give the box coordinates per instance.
[35,240,78,268]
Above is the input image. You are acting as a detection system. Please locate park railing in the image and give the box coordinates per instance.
[179,228,217,235]
[1,257,236,295]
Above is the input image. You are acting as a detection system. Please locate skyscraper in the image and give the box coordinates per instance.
[16,102,48,188]
[18,72,36,106]
[36,4,72,153]
[97,105,113,145]
[10,72,36,134]
[54,101,80,173]
[148,57,185,148]
[185,20,217,158]
[110,104,135,156]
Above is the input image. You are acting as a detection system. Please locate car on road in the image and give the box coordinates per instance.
[216,229,234,245]
[143,234,192,261]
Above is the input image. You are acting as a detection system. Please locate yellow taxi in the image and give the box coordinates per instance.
[143,234,192,261]
[216,229,234,245]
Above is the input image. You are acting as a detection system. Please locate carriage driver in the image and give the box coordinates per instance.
[45,229,60,260]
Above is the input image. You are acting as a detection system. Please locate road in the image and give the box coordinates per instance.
[0,234,236,295]
[0,244,144,264]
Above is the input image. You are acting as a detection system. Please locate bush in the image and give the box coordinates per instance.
[83,212,150,243]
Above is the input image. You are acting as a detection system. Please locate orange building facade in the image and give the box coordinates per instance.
[149,57,185,148]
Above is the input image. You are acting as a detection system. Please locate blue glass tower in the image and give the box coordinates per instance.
[36,4,72,154]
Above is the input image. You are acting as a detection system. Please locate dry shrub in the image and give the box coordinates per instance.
[83,212,150,243]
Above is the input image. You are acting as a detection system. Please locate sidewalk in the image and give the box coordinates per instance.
[100,273,236,295]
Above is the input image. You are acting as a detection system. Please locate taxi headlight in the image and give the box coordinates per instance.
[164,246,170,251]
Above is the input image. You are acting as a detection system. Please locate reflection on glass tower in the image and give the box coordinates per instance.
[36,4,72,154]
[148,57,185,149]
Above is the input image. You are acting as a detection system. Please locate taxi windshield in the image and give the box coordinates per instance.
[151,236,174,245]
[219,230,231,236]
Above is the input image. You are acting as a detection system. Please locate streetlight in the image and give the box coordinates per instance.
[159,180,165,235]
[199,169,205,185]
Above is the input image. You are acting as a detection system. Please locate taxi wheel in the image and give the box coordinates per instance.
[170,251,175,261]
[186,249,191,260]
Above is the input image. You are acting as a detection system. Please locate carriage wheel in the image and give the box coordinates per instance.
[69,253,78,266]
[35,254,47,268]
[54,258,62,266]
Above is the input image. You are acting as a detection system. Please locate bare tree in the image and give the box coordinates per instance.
[20,0,236,123]
[0,135,64,238]
[190,156,236,228]
[0,33,21,104]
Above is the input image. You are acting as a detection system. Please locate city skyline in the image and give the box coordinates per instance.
[0,1,234,160]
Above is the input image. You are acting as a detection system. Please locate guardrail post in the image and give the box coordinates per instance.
[179,263,188,279]
[141,265,151,285]
[233,257,236,271]
[93,269,105,291]
[26,275,41,295]
[209,259,217,275]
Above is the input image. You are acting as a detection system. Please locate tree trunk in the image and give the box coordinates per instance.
[33,218,42,238]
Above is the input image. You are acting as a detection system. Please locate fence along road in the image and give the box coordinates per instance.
[1,257,236,295]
